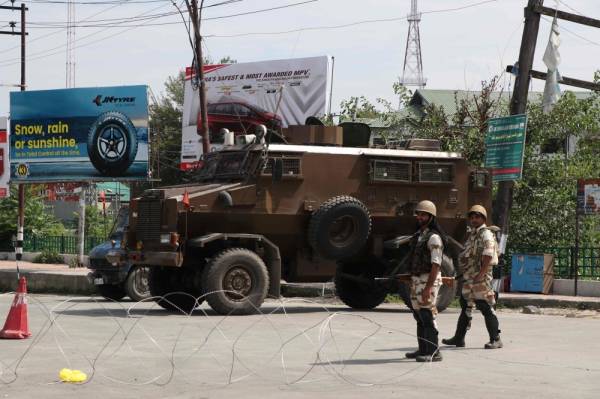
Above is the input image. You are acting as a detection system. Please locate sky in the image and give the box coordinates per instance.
[0,0,599,118]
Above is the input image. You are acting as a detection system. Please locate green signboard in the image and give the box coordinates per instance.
[485,114,528,182]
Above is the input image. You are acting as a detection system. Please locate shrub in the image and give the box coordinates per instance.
[33,250,64,264]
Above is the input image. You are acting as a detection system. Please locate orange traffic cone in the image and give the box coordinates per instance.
[0,277,31,339]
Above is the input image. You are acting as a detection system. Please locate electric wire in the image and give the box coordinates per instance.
[204,0,499,38]
[540,15,600,47]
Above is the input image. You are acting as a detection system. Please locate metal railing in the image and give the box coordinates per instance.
[505,246,600,279]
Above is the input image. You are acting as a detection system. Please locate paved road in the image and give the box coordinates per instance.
[0,294,598,399]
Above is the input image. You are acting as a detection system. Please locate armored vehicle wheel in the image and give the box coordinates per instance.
[125,266,151,302]
[334,258,387,310]
[308,196,371,260]
[202,248,269,315]
[149,267,202,313]
[97,284,127,301]
[397,254,455,312]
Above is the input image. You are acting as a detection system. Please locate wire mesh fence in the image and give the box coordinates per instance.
[0,235,105,255]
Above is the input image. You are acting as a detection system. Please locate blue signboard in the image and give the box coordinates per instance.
[10,85,149,182]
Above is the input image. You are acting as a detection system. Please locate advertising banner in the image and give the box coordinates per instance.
[0,117,9,198]
[577,179,600,215]
[10,85,149,182]
[485,114,528,182]
[180,56,329,170]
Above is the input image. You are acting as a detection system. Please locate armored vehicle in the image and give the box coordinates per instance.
[125,130,491,314]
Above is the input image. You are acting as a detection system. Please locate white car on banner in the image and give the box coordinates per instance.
[180,56,329,170]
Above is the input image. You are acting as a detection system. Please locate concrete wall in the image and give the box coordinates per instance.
[553,279,600,297]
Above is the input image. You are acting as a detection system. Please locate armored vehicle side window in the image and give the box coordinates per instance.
[370,160,411,183]
[417,162,454,183]
[263,156,302,177]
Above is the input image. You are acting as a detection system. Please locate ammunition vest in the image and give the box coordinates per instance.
[409,229,435,275]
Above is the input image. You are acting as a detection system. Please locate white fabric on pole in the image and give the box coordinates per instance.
[542,17,561,114]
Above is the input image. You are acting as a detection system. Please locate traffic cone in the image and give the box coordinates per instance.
[0,277,31,339]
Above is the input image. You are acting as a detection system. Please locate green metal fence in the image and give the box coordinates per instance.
[505,247,600,279]
[0,235,106,255]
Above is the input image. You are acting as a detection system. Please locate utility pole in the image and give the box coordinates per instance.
[493,0,543,251]
[1,3,28,269]
[496,0,600,296]
[77,185,86,266]
[186,0,210,155]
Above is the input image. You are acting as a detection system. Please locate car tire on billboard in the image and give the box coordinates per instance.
[87,111,138,176]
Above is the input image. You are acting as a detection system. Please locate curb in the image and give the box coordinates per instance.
[497,295,600,310]
[0,270,95,295]
[2,268,599,310]
[281,283,335,298]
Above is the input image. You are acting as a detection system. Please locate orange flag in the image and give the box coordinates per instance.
[182,190,190,209]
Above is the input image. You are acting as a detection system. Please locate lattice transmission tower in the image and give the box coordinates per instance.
[399,0,426,90]
[66,0,75,88]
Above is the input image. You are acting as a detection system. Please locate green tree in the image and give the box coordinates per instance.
[149,70,187,187]
[413,76,600,249]
[0,186,66,244]
[414,76,505,166]
[509,91,600,248]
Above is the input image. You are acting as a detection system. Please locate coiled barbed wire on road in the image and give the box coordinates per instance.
[0,291,443,388]
[0,291,598,389]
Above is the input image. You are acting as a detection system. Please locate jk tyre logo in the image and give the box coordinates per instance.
[93,95,136,106]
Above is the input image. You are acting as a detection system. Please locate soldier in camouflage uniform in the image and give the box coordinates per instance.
[404,200,445,362]
[442,205,503,349]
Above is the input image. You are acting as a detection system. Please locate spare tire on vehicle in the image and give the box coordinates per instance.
[307,196,371,260]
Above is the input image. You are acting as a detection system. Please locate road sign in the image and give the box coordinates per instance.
[577,179,600,215]
[485,114,528,182]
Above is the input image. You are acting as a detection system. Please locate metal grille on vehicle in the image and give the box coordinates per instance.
[137,200,161,240]
[263,157,301,176]
[89,258,111,269]
[418,162,453,183]
[371,160,411,183]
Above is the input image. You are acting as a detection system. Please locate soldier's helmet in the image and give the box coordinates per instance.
[467,205,488,220]
[415,200,437,217]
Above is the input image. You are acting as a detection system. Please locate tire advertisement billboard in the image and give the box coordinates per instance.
[10,85,149,182]
[180,56,329,170]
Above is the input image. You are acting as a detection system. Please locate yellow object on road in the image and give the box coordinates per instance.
[59,368,87,383]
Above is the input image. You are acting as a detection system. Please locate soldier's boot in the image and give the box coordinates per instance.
[476,300,503,349]
[485,337,503,349]
[441,311,471,347]
[406,318,425,359]
[415,327,442,362]
[416,309,442,362]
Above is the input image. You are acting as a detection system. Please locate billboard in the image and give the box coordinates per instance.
[0,117,9,198]
[577,179,600,215]
[180,56,329,170]
[10,85,149,182]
